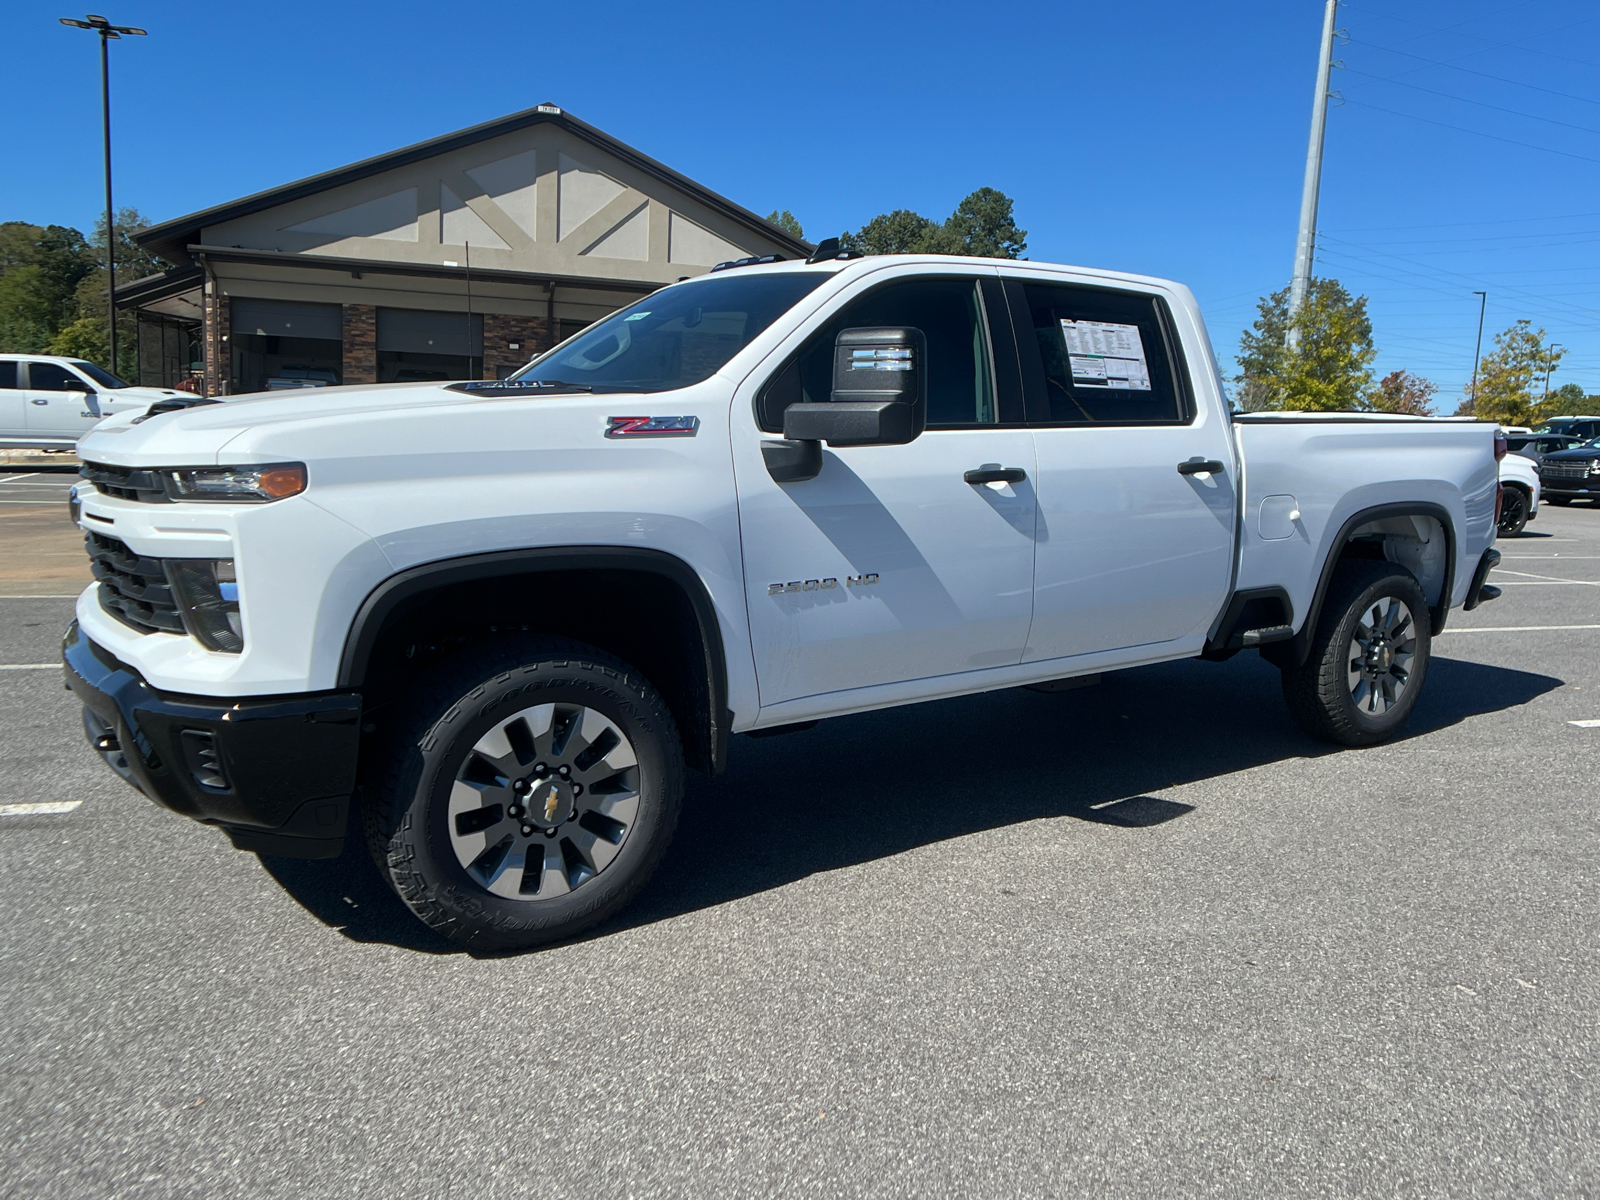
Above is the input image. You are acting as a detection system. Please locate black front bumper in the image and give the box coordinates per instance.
[63,621,362,859]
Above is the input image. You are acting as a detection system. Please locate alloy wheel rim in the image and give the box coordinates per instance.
[447,703,640,901]
[1347,595,1417,716]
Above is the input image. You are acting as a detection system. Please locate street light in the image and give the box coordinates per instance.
[1545,343,1564,402]
[59,14,147,379]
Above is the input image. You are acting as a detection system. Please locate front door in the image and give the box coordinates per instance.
[23,361,98,439]
[1002,275,1236,662]
[734,271,1037,709]
[0,362,25,439]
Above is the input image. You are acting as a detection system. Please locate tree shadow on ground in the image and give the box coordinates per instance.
[260,651,1560,954]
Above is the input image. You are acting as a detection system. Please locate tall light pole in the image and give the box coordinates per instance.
[1286,0,1341,351]
[1469,290,1487,410]
[1544,343,1564,402]
[59,14,147,378]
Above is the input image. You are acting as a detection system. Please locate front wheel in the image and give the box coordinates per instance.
[364,639,684,950]
[1498,486,1530,536]
[1281,561,1432,747]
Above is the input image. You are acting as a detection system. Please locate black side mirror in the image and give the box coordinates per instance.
[781,327,926,448]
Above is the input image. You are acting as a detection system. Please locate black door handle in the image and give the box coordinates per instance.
[1177,458,1226,476]
[964,466,1027,485]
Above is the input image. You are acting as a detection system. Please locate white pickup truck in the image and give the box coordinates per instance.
[64,252,1505,948]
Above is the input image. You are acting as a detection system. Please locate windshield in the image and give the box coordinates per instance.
[511,271,826,393]
[70,361,131,389]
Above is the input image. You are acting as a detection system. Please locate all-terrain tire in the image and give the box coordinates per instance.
[1281,560,1432,747]
[363,637,684,950]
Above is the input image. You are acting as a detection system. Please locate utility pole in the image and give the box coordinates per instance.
[1286,0,1340,351]
[1470,290,1487,409]
[1545,343,1564,402]
[59,14,147,378]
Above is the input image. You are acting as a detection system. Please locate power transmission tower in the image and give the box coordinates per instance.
[1286,0,1340,351]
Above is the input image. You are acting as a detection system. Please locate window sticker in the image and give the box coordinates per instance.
[1060,319,1152,391]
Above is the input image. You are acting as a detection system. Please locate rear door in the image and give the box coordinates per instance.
[23,361,98,439]
[1001,275,1235,662]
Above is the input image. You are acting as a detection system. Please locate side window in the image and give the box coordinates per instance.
[27,363,79,391]
[758,277,996,431]
[1015,281,1186,425]
[0,362,17,389]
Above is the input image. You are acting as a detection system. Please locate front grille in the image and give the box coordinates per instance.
[80,461,170,503]
[86,532,184,635]
[1539,460,1597,482]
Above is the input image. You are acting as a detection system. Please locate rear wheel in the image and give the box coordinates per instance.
[364,639,683,950]
[1281,561,1431,747]
[1498,486,1530,536]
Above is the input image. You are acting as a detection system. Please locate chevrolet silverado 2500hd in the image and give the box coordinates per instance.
[63,253,1504,949]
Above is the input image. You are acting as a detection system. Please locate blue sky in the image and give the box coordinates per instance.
[6,0,1598,405]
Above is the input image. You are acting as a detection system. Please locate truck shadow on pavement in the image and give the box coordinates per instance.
[259,651,1559,955]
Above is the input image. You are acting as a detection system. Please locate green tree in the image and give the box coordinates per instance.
[765,210,804,239]
[1467,320,1564,426]
[51,207,167,378]
[1236,277,1376,411]
[1541,382,1594,418]
[839,189,1027,259]
[941,187,1027,258]
[843,208,942,254]
[1371,369,1437,415]
[0,221,95,352]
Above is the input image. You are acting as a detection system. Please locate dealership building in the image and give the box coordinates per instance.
[120,104,808,394]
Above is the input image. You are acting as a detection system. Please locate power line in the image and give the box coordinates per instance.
[1348,39,1600,108]
[1343,9,1600,72]
[1329,210,1600,232]
[1341,68,1600,138]
[1340,98,1600,166]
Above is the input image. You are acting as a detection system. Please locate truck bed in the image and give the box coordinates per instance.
[1232,413,1499,631]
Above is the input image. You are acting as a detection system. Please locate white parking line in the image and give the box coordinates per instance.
[1441,624,1600,634]
[0,801,82,816]
[0,473,40,483]
[0,664,58,670]
[1570,720,1600,729]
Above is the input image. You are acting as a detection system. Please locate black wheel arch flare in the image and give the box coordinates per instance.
[338,547,733,774]
[1288,502,1458,667]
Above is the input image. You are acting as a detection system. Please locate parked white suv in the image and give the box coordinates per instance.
[64,252,1505,949]
[0,354,189,449]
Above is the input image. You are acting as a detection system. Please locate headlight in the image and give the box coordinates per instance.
[166,558,243,653]
[165,463,306,502]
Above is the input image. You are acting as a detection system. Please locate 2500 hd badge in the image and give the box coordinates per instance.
[768,574,879,595]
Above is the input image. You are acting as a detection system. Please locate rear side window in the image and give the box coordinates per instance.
[1015,281,1186,424]
[0,363,16,389]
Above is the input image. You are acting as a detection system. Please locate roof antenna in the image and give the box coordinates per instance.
[805,237,840,264]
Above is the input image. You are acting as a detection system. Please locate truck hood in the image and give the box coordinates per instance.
[77,381,482,465]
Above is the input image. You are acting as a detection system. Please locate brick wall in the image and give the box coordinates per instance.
[342,304,377,385]
[481,313,553,379]
[203,288,230,396]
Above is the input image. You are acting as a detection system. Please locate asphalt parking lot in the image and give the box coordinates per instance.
[2,487,1597,1198]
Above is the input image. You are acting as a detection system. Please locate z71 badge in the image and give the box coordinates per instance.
[605,415,700,438]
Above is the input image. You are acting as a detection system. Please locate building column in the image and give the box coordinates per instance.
[343,304,377,385]
[481,312,552,380]
[203,285,230,397]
